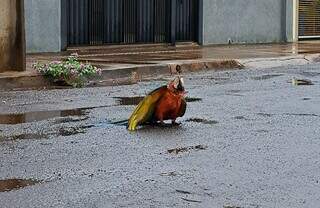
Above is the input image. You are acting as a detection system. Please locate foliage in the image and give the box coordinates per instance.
[33,53,102,88]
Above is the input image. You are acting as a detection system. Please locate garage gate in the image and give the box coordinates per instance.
[67,0,199,46]
[299,0,320,39]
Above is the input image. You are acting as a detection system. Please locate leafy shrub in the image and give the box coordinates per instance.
[33,53,102,88]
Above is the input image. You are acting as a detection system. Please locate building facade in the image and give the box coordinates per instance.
[24,0,320,53]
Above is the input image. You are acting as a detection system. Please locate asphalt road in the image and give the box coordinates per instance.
[0,63,320,208]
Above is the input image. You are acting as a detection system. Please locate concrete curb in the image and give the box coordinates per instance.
[0,59,243,91]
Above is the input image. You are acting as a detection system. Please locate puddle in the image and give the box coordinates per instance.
[0,108,89,125]
[168,145,208,155]
[115,97,144,106]
[0,179,41,192]
[0,105,112,125]
[115,96,202,106]
[252,74,283,80]
[186,118,218,125]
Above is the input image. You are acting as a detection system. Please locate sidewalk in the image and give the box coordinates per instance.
[1,41,320,90]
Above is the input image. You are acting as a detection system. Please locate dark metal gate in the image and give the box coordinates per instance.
[299,0,320,39]
[67,0,198,46]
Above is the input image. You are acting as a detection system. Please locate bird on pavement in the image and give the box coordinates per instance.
[128,76,187,131]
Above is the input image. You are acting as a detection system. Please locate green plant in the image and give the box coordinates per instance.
[33,53,102,88]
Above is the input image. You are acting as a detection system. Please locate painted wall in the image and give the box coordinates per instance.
[25,0,61,53]
[203,0,294,45]
[23,0,295,52]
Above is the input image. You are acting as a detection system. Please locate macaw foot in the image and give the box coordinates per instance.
[171,120,181,126]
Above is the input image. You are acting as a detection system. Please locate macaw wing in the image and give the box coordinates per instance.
[128,86,167,131]
[178,98,187,118]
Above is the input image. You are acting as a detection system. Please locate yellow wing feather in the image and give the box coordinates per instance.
[128,86,167,131]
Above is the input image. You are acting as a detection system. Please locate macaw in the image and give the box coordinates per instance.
[128,77,186,131]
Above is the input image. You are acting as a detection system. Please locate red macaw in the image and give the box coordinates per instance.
[128,77,186,131]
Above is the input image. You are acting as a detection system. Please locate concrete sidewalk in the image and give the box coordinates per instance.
[1,41,320,90]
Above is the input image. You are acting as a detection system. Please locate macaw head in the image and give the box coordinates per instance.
[168,76,185,93]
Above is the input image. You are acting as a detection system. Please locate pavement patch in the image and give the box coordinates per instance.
[251,74,283,80]
[298,71,320,77]
[181,197,202,203]
[176,189,192,194]
[168,145,208,155]
[185,118,218,125]
[185,97,202,102]
[114,96,202,106]
[0,133,48,141]
[58,125,95,137]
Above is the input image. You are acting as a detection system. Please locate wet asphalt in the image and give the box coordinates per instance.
[0,63,320,208]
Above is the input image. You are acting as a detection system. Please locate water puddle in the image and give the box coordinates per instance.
[114,97,144,106]
[0,179,41,192]
[252,74,283,80]
[115,96,202,106]
[185,118,218,125]
[0,108,90,125]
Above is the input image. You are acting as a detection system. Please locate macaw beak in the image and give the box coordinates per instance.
[177,77,185,92]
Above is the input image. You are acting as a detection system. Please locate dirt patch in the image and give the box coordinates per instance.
[0,179,42,192]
